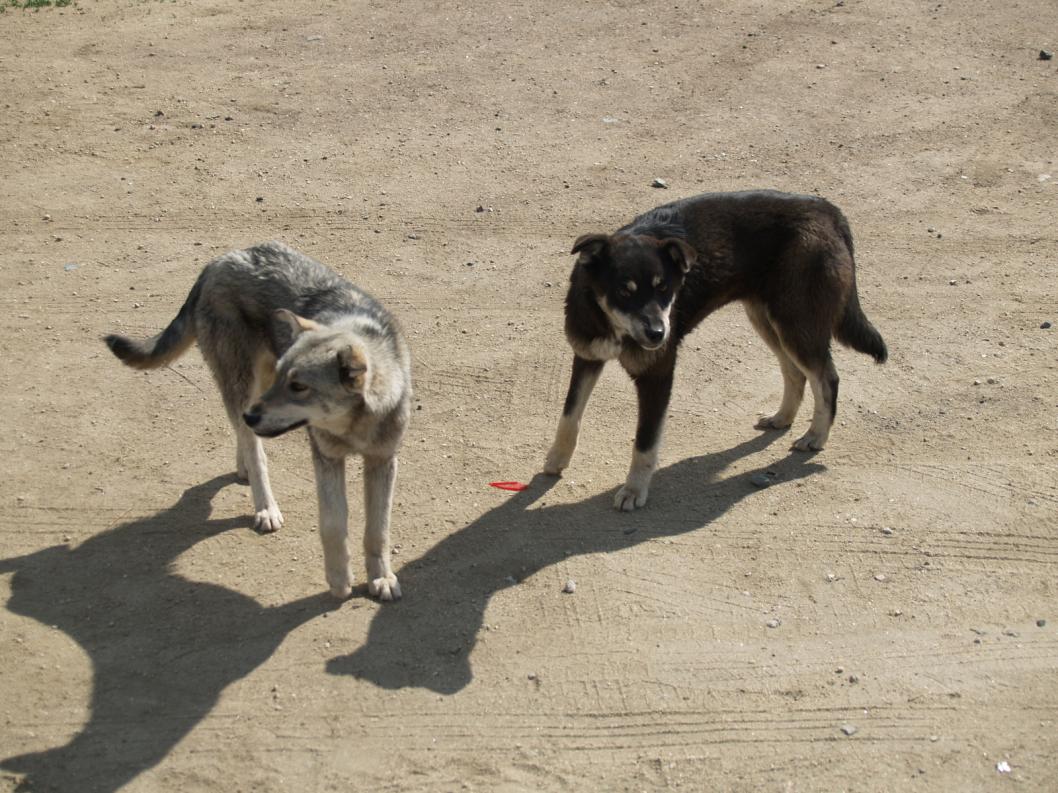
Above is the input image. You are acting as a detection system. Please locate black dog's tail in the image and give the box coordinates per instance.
[836,289,888,363]
[832,213,887,364]
[104,275,203,370]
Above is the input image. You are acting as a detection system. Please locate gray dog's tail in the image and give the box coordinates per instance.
[104,276,202,370]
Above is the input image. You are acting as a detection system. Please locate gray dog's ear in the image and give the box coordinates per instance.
[662,238,696,274]
[275,309,322,338]
[571,233,609,264]
[336,345,368,391]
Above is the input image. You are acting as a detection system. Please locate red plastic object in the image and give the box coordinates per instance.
[489,481,528,492]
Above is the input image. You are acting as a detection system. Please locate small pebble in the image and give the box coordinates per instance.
[1040,50,1054,61]
[848,674,859,684]
[622,526,638,536]
[986,377,998,385]
[874,573,887,582]
[929,735,939,742]
[765,618,781,629]
[840,724,858,736]
[527,672,537,680]
[652,178,669,189]
[562,579,576,594]
[825,572,837,582]
[996,760,1011,773]
[1037,619,1047,627]
[1041,321,1052,329]
[750,473,772,488]
[881,527,894,536]
[256,196,264,203]
[949,279,957,286]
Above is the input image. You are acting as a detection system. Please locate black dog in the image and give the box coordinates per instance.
[543,190,887,511]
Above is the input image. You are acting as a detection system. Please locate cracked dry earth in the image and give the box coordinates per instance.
[1,0,1056,791]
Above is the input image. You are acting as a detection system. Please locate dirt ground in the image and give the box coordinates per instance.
[1,0,1056,790]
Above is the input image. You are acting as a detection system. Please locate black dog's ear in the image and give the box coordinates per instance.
[571,233,609,265]
[662,238,696,274]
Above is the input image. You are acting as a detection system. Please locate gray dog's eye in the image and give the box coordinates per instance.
[289,381,309,394]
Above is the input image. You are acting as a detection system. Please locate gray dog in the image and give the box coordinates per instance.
[105,242,411,600]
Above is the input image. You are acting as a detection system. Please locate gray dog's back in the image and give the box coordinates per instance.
[106,242,400,369]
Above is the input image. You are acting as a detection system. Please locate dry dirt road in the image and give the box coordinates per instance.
[1,1,1056,791]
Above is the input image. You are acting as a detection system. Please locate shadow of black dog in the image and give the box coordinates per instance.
[0,475,337,793]
[328,433,823,693]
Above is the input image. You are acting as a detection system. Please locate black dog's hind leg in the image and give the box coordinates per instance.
[744,301,807,430]
[790,352,839,451]
[545,356,605,474]
[614,365,674,511]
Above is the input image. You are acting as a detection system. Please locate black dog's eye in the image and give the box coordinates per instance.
[618,288,631,299]
[289,381,309,394]
[656,282,668,292]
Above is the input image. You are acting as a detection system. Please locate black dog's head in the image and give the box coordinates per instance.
[571,232,696,350]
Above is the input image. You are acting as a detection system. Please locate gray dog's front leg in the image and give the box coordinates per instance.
[312,448,353,599]
[363,455,401,601]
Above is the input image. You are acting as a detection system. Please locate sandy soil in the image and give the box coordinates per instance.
[1,0,1056,790]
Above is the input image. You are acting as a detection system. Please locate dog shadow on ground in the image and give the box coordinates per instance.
[328,432,824,693]
[0,474,338,793]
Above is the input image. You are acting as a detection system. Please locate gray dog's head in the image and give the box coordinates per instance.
[243,309,370,438]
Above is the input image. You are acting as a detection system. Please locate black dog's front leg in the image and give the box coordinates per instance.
[614,366,674,511]
[544,355,605,475]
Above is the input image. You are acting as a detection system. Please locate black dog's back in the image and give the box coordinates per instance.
[630,191,884,361]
